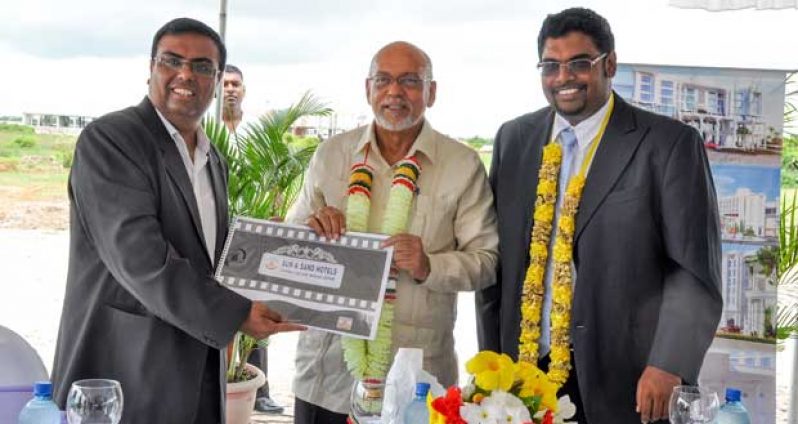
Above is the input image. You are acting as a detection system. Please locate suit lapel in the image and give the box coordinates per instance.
[134,98,209,263]
[208,149,229,261]
[520,110,555,248]
[575,95,645,243]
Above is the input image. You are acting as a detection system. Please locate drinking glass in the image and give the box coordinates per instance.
[66,379,123,424]
[668,385,719,424]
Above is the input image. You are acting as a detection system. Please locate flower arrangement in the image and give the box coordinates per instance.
[429,351,576,424]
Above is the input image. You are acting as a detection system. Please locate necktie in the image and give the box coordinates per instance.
[540,127,578,357]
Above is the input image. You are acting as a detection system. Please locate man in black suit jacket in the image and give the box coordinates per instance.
[476,8,722,423]
[51,18,303,423]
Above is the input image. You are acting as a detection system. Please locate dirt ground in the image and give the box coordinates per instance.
[0,184,68,230]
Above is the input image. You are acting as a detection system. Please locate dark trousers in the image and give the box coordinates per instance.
[194,347,222,424]
[538,351,587,424]
[247,346,270,397]
[293,397,348,424]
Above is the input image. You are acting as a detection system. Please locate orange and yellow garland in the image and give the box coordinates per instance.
[518,96,614,388]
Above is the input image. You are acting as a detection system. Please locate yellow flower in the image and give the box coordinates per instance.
[558,215,575,235]
[537,179,557,196]
[550,345,570,365]
[566,176,585,196]
[552,240,572,262]
[534,204,554,223]
[516,362,559,412]
[552,284,572,307]
[530,243,548,260]
[524,264,545,285]
[466,351,517,391]
[542,144,562,164]
[521,302,542,321]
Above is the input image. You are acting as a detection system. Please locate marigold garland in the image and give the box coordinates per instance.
[341,147,420,381]
[518,96,614,388]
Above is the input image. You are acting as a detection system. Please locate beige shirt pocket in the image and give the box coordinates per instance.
[413,193,457,252]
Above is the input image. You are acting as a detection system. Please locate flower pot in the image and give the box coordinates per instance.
[226,363,266,424]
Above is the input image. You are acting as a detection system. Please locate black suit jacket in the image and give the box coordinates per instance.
[52,97,251,423]
[476,94,723,423]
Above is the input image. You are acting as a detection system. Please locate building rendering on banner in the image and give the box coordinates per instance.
[614,66,783,154]
[719,246,777,337]
[717,188,779,240]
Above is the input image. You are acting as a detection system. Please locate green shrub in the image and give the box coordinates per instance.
[13,135,36,148]
[0,123,34,133]
[60,150,74,169]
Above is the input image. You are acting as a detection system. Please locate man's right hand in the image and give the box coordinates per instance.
[305,206,346,240]
[240,302,305,339]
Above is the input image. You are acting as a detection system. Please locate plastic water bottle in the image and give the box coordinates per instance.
[716,388,751,424]
[403,382,430,424]
[18,381,61,424]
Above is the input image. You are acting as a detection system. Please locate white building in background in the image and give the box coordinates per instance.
[614,68,781,153]
[720,247,777,336]
[718,188,767,238]
[23,112,94,135]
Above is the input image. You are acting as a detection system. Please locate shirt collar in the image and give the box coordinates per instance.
[552,96,613,150]
[152,104,210,156]
[355,119,437,165]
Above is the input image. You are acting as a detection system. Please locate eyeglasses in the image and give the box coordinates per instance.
[153,54,218,78]
[368,74,429,90]
[537,53,608,77]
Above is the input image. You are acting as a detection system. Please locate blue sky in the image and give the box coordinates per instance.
[711,164,781,200]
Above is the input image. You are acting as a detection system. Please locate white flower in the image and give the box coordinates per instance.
[554,395,577,423]
[480,391,532,424]
[461,402,499,423]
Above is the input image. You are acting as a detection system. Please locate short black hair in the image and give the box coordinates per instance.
[151,18,227,71]
[537,8,614,59]
[224,64,243,81]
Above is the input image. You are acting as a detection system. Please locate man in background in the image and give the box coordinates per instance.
[222,64,246,134]
[221,63,283,415]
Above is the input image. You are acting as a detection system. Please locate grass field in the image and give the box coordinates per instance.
[0,124,74,201]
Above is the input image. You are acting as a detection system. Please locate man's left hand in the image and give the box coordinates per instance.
[636,365,681,422]
[381,234,430,281]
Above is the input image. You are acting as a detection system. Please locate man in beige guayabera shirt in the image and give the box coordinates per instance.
[286,41,499,423]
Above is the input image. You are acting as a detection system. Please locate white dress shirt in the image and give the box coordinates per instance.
[154,108,218,264]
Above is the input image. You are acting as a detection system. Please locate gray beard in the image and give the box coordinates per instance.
[374,113,422,132]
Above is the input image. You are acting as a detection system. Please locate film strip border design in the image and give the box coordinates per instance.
[222,276,379,312]
[232,217,385,251]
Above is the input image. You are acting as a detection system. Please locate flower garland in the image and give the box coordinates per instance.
[341,145,421,380]
[518,96,614,388]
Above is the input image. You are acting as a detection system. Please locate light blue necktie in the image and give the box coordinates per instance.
[540,127,578,357]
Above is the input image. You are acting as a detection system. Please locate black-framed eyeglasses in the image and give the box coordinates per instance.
[153,54,218,78]
[536,53,608,77]
[368,74,429,90]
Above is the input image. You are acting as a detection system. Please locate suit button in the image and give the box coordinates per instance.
[575,324,585,330]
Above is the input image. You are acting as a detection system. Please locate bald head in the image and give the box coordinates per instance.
[366,41,437,133]
[369,41,433,80]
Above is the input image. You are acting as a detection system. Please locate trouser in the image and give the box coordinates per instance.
[246,346,270,397]
[293,397,348,424]
[194,347,222,424]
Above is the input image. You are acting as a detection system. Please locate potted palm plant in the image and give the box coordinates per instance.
[205,91,331,424]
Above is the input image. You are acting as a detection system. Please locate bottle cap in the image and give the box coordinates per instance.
[415,382,431,397]
[725,388,742,402]
[33,381,52,397]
